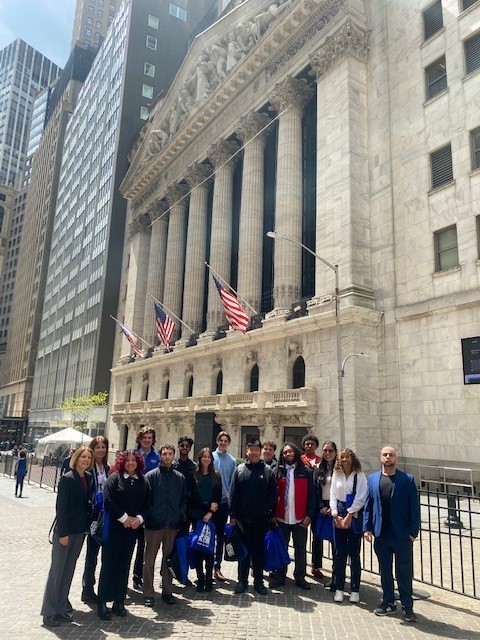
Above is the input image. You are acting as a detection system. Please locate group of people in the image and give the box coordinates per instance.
[40,427,420,627]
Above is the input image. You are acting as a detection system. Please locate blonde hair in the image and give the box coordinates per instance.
[69,446,94,471]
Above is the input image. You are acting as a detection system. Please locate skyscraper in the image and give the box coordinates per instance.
[0,40,60,187]
[28,0,213,434]
[71,0,121,51]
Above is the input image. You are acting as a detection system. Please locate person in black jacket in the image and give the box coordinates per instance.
[40,446,94,628]
[81,435,110,605]
[189,447,221,592]
[97,450,150,620]
[229,438,277,595]
[143,444,186,606]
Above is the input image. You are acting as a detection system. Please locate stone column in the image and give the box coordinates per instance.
[182,163,212,335]
[205,139,240,332]
[235,111,271,314]
[268,76,313,312]
[121,214,151,358]
[163,184,189,340]
[309,19,373,306]
[143,200,168,344]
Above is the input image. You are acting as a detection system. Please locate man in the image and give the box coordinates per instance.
[60,449,75,477]
[270,442,315,590]
[132,427,160,590]
[300,434,322,468]
[143,444,186,606]
[212,431,237,582]
[174,436,197,535]
[262,440,278,472]
[229,438,277,595]
[363,446,420,623]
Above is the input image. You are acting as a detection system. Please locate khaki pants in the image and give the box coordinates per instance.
[143,528,177,596]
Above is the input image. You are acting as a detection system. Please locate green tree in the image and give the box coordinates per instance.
[61,392,108,437]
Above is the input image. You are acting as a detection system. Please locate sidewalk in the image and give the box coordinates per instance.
[1,475,479,640]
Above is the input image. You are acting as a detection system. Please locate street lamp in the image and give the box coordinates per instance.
[341,352,369,377]
[266,230,345,447]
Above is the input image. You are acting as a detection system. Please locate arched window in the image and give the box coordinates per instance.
[162,379,170,400]
[125,381,132,402]
[187,375,194,397]
[141,384,149,401]
[292,356,305,389]
[249,364,259,392]
[216,370,223,395]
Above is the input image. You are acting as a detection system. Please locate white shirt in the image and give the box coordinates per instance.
[329,470,367,518]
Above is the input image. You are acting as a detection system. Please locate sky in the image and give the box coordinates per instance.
[0,0,76,68]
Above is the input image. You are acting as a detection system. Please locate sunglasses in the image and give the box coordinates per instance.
[323,449,335,453]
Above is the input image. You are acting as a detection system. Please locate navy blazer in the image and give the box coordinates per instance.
[55,469,93,537]
[363,469,420,539]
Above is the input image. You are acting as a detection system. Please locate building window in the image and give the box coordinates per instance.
[292,356,305,389]
[96,20,102,28]
[465,32,480,75]
[187,375,194,397]
[146,35,157,50]
[148,14,159,29]
[144,62,155,77]
[249,364,259,392]
[169,3,187,20]
[86,28,92,36]
[98,9,103,17]
[462,0,478,10]
[425,56,447,99]
[140,106,149,120]
[430,143,453,189]
[88,5,94,13]
[471,127,480,170]
[142,84,154,99]
[109,2,116,13]
[434,225,459,271]
[423,1,443,41]
[215,371,223,395]
[87,16,93,25]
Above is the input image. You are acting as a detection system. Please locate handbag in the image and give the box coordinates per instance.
[190,520,216,555]
[263,527,291,572]
[223,523,247,562]
[315,512,334,542]
[90,508,110,544]
[166,534,191,584]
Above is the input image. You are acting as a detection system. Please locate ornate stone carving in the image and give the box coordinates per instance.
[185,162,212,189]
[235,111,271,145]
[288,342,303,358]
[126,376,132,385]
[246,351,258,364]
[212,357,223,370]
[128,214,150,238]
[162,367,170,379]
[268,75,314,113]
[148,200,168,223]
[142,372,149,382]
[185,363,194,375]
[208,139,241,170]
[309,19,371,80]
[165,183,189,207]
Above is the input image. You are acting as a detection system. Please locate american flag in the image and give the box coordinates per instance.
[154,301,175,347]
[119,323,143,358]
[212,275,250,333]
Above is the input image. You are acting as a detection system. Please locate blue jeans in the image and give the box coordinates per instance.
[374,531,414,609]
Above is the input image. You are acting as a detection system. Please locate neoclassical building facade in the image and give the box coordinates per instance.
[108,0,480,477]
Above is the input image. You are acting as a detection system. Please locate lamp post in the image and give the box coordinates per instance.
[266,230,345,447]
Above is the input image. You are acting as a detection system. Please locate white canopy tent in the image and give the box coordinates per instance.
[35,427,87,460]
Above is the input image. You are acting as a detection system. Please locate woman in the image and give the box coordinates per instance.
[41,446,94,628]
[312,441,338,582]
[81,435,110,604]
[189,447,221,592]
[330,448,367,604]
[97,450,149,620]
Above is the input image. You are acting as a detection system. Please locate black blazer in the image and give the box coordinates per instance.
[55,469,93,537]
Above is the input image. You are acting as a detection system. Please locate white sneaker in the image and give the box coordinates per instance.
[350,591,360,603]
[334,590,344,603]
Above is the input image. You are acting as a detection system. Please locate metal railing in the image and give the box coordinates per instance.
[0,453,62,491]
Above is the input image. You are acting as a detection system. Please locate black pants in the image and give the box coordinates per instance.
[82,535,101,587]
[277,522,307,580]
[214,502,229,569]
[15,475,25,496]
[237,518,267,585]
[374,532,414,609]
[133,526,145,580]
[98,524,138,603]
[333,527,361,592]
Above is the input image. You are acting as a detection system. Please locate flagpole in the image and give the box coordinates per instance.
[204,262,259,316]
[109,315,153,348]
[149,294,196,336]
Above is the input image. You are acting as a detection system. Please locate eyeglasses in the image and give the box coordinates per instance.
[323,449,335,454]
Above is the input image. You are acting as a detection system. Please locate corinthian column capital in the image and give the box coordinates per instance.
[309,19,371,80]
[268,76,313,114]
[208,139,240,170]
[148,200,168,223]
[235,111,272,145]
[165,183,189,208]
[128,214,150,238]
[185,162,213,189]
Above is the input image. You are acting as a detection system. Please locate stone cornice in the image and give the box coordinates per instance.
[121,0,347,205]
[309,17,371,79]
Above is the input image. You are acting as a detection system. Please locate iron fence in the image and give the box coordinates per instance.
[0,453,62,491]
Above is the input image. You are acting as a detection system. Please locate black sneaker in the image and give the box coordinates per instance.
[234,581,248,594]
[374,603,397,616]
[404,609,417,623]
[253,582,267,595]
[161,593,176,605]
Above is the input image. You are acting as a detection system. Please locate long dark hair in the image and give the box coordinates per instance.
[110,449,145,477]
[277,442,302,477]
[195,447,219,484]
[89,435,109,467]
[334,448,362,473]
[317,440,338,485]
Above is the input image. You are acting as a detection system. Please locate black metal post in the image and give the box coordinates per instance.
[443,489,463,528]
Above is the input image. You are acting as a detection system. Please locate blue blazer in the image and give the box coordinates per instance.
[363,469,420,539]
